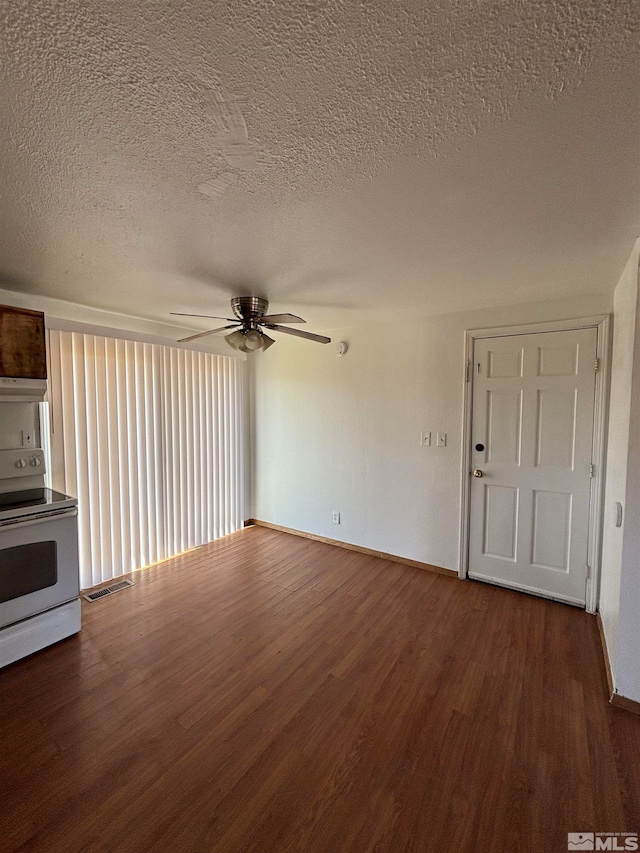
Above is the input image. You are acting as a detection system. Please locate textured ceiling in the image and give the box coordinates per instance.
[1,0,639,334]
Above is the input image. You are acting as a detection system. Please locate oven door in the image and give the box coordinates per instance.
[0,509,79,628]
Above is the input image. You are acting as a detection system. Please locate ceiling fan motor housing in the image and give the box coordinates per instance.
[231,296,269,322]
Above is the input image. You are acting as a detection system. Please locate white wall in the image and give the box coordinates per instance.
[251,293,610,570]
[617,295,640,701]
[599,241,639,679]
[0,402,39,450]
[599,239,640,703]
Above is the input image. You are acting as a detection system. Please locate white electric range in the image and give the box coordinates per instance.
[0,448,80,668]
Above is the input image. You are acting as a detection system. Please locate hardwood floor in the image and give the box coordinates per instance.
[1,525,638,852]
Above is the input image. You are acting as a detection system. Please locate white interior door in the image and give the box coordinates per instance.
[468,328,597,606]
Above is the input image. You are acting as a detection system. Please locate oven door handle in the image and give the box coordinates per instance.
[0,507,78,529]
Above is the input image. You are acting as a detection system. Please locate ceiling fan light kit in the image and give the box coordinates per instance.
[173,297,331,353]
[242,328,264,350]
[225,328,276,353]
[224,329,248,350]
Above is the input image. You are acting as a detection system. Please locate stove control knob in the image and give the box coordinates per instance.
[15,458,27,469]
[29,456,41,467]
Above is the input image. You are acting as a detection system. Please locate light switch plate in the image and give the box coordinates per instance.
[436,433,447,447]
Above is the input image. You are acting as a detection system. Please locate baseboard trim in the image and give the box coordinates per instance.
[596,612,615,698]
[596,612,640,716]
[245,519,458,579]
[610,692,640,716]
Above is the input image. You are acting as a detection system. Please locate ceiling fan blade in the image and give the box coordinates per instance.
[177,324,240,343]
[258,313,306,324]
[265,324,331,344]
[171,312,236,321]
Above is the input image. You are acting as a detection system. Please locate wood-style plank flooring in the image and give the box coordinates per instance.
[1,525,639,852]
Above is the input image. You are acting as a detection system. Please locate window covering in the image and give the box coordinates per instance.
[46,330,244,588]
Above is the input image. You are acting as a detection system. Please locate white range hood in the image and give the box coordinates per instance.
[0,377,48,402]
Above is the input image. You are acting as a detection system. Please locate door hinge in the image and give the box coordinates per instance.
[465,359,471,382]
[589,463,595,478]
[595,357,599,373]
[585,564,591,579]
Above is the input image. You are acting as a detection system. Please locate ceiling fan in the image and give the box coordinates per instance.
[172,296,331,353]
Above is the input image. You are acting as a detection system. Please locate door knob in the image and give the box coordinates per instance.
[473,469,484,478]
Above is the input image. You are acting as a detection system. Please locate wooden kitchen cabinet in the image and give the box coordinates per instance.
[0,305,47,379]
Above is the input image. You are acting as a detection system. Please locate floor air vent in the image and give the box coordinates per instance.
[84,579,134,602]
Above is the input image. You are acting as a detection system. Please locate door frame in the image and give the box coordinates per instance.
[458,315,611,613]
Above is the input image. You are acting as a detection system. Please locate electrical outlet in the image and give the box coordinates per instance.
[21,430,34,447]
[332,510,341,524]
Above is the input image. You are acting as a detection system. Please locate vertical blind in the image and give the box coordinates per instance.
[46,330,244,589]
